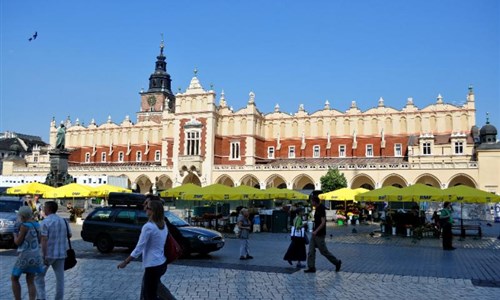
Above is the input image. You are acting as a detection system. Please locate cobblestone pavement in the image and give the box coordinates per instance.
[1,219,499,299]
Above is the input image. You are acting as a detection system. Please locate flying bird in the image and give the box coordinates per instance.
[28,31,38,41]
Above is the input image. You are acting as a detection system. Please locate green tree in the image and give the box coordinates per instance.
[320,168,347,193]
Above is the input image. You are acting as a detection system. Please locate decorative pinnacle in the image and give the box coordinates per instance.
[486,112,490,124]
[160,33,164,55]
[194,68,198,76]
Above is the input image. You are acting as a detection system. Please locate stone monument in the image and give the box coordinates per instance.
[45,122,73,187]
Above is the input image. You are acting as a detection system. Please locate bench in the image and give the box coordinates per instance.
[452,224,482,238]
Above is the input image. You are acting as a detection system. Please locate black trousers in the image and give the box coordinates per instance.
[442,222,453,249]
[141,261,168,300]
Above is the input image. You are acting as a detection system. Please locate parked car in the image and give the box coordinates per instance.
[0,196,27,248]
[81,194,225,255]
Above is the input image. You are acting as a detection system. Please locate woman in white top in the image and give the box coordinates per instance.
[118,200,169,300]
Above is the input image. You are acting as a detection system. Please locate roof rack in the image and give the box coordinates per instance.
[108,192,146,207]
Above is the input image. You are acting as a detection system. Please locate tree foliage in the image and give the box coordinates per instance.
[320,168,347,193]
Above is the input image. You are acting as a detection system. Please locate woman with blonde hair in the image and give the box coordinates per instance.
[118,199,170,299]
[12,206,44,300]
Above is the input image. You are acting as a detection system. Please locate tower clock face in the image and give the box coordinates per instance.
[147,96,157,107]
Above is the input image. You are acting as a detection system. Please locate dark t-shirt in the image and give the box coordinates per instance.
[314,204,327,236]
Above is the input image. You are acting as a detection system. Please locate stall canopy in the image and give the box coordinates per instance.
[232,185,269,200]
[182,184,240,201]
[385,184,445,202]
[264,187,308,200]
[355,186,401,202]
[443,185,500,203]
[319,188,369,201]
[6,182,55,195]
[43,183,94,199]
[159,183,203,198]
[90,184,132,198]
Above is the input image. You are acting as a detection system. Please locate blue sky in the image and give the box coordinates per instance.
[1,0,499,142]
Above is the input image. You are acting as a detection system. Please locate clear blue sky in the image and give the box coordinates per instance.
[1,0,499,142]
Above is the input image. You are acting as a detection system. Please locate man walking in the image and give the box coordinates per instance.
[35,201,71,299]
[304,195,341,273]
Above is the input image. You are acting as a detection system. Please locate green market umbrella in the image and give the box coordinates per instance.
[443,185,500,238]
[182,183,241,201]
[355,186,401,202]
[385,184,445,202]
[232,185,269,200]
[443,185,500,203]
[264,187,308,200]
[159,183,203,198]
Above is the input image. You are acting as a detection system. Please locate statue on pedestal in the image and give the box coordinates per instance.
[56,123,66,150]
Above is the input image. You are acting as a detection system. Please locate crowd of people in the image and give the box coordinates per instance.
[10,192,470,299]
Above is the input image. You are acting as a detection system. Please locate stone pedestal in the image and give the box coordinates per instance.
[45,150,73,187]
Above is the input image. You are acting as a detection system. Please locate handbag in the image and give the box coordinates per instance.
[304,233,310,245]
[233,224,241,238]
[164,233,183,264]
[64,220,77,270]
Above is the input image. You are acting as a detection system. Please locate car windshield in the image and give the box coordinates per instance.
[0,200,22,213]
[165,211,189,227]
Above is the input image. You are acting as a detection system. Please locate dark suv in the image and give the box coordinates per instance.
[0,196,27,248]
[81,194,224,255]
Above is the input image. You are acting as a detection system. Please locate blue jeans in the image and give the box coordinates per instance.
[35,258,65,300]
[239,238,250,257]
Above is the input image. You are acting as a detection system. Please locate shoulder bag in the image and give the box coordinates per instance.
[64,220,77,270]
[164,232,183,264]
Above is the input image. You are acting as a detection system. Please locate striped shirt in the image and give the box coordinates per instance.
[40,214,70,259]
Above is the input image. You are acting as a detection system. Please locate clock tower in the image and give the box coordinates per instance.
[138,37,175,123]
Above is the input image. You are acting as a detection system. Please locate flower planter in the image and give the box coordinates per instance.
[337,220,344,226]
[406,228,412,237]
[76,217,83,225]
[392,227,397,235]
[381,224,385,233]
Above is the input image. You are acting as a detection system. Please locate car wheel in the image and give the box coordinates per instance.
[96,234,114,253]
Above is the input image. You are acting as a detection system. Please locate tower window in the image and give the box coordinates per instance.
[313,145,320,158]
[185,130,201,156]
[394,143,402,157]
[423,142,432,155]
[268,147,275,159]
[230,142,240,160]
[366,144,373,157]
[339,145,346,157]
[454,141,464,154]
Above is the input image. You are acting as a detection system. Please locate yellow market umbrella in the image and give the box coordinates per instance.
[7,182,55,195]
[43,183,94,199]
[443,185,500,238]
[264,187,308,200]
[385,184,445,202]
[444,185,500,203]
[182,183,241,201]
[159,183,203,198]
[232,185,269,200]
[90,184,132,198]
[319,188,369,201]
[355,186,401,202]
[319,188,369,218]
